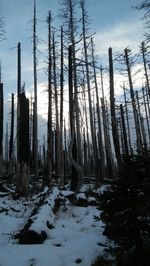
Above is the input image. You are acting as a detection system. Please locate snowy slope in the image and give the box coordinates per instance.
[0,186,106,266]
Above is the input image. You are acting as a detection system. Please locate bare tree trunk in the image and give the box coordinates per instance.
[120,104,129,159]
[16,42,21,192]
[136,91,147,156]
[123,85,132,155]
[124,48,143,156]
[81,0,98,180]
[105,100,114,177]
[0,81,3,178]
[100,67,113,177]
[82,66,91,175]
[142,86,150,143]
[5,122,8,163]
[33,0,38,179]
[60,26,64,187]
[91,38,105,181]
[141,41,150,99]
[53,33,60,177]
[109,47,121,171]
[8,93,14,175]
[47,11,52,185]
[17,92,29,195]
[16,45,29,195]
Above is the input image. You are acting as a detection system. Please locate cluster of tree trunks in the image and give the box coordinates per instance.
[0,0,150,195]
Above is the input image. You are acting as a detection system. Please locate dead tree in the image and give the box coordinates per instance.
[8,93,14,175]
[124,48,143,156]
[136,90,148,156]
[105,100,114,177]
[17,91,29,195]
[109,47,121,172]
[142,86,150,143]
[0,79,3,177]
[100,67,113,177]
[60,0,84,190]
[82,66,91,175]
[9,93,14,162]
[123,84,132,155]
[47,11,52,185]
[81,0,99,180]
[33,0,38,178]
[141,41,150,99]
[120,104,129,159]
[68,45,83,191]
[53,33,60,177]
[16,43,29,195]
[60,26,64,187]
[5,122,8,163]
[91,38,105,180]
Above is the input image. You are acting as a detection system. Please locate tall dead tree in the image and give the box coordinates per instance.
[47,11,52,185]
[61,0,83,190]
[91,38,105,180]
[5,122,8,163]
[16,44,29,195]
[124,48,143,156]
[81,0,99,180]
[142,86,150,142]
[82,66,91,175]
[120,104,129,159]
[60,26,64,187]
[100,67,113,177]
[53,33,60,177]
[17,91,29,195]
[8,93,15,176]
[141,41,150,99]
[0,78,3,177]
[136,90,147,156]
[33,0,38,178]
[123,84,132,155]
[109,47,121,171]
[9,93,14,162]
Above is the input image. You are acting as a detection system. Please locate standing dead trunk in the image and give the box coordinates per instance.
[124,48,143,156]
[0,81,3,178]
[142,86,150,143]
[47,11,52,185]
[60,26,64,187]
[123,85,132,155]
[53,33,60,178]
[91,38,105,181]
[100,67,113,177]
[8,93,14,176]
[109,47,121,171]
[33,0,38,179]
[81,0,98,180]
[141,41,150,99]
[17,91,29,195]
[120,104,129,159]
[136,91,147,156]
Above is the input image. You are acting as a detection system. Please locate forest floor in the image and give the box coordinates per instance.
[0,180,109,266]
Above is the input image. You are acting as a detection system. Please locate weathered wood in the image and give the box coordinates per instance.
[33,0,38,179]
[120,104,129,159]
[124,48,143,156]
[0,82,3,178]
[109,47,121,171]
[91,38,105,181]
[60,26,64,187]
[47,11,52,185]
[81,0,98,179]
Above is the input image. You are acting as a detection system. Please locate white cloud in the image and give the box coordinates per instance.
[95,19,144,62]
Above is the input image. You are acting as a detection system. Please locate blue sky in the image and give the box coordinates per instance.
[0,0,145,137]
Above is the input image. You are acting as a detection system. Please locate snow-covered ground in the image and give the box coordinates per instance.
[0,185,107,266]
